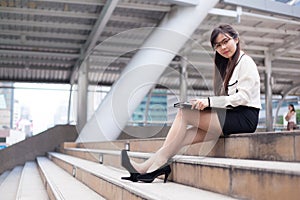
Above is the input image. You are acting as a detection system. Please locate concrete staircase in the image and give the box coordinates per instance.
[0,131,299,199]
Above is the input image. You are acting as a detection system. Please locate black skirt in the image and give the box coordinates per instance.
[215,106,260,136]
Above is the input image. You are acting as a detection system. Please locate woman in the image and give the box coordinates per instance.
[121,24,261,183]
[285,104,297,131]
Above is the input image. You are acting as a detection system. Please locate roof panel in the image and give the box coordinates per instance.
[0,0,299,95]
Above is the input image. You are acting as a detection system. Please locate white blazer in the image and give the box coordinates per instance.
[210,51,262,109]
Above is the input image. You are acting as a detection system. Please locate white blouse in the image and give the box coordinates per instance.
[287,112,296,123]
[209,51,262,109]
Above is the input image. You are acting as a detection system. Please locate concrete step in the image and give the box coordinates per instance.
[16,161,49,200]
[0,170,10,186]
[36,156,105,200]
[47,151,237,200]
[61,131,300,162]
[55,149,300,200]
[172,155,300,200]
[130,151,300,200]
[0,166,23,200]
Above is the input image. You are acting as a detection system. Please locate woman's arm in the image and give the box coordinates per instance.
[285,112,291,121]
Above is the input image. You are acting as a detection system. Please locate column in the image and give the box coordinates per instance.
[264,51,273,131]
[180,58,188,102]
[77,61,88,132]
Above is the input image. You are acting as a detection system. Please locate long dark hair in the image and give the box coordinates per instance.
[289,104,295,112]
[210,24,240,95]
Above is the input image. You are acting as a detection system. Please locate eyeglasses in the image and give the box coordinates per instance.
[213,38,232,50]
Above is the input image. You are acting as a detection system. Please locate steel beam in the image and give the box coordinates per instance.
[0,50,79,58]
[70,0,120,84]
[223,0,300,18]
[0,7,98,19]
[159,0,199,6]
[0,39,81,49]
[33,0,171,12]
[77,0,219,142]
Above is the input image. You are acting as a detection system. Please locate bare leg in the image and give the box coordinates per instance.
[131,109,222,173]
[129,108,187,173]
[131,108,188,173]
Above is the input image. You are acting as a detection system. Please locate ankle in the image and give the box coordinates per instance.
[131,161,147,174]
[147,157,168,173]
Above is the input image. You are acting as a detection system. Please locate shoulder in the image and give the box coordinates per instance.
[238,53,258,73]
[240,53,256,65]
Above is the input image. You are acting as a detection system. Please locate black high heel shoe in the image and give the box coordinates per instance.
[121,150,140,182]
[137,165,171,183]
[121,173,140,182]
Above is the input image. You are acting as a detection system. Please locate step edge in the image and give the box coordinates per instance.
[47,152,237,200]
[37,156,105,199]
[62,148,300,175]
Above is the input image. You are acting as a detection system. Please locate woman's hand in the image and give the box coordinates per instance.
[190,98,209,110]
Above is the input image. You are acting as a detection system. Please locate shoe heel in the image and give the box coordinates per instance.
[163,171,170,183]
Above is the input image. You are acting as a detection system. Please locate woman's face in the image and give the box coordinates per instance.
[214,33,238,59]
